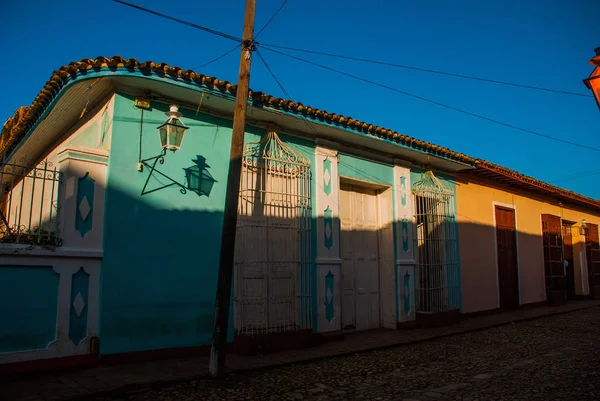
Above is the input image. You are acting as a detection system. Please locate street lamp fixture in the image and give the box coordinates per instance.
[583,47,600,111]
[580,219,588,236]
[158,105,189,152]
[137,104,192,195]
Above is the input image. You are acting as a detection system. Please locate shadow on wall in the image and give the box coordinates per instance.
[0,169,582,359]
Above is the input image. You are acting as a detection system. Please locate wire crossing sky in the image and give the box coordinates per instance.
[1,0,599,197]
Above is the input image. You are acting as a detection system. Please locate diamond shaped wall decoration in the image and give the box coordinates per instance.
[69,267,90,345]
[73,292,85,317]
[76,172,95,237]
[324,206,333,249]
[79,197,91,221]
[325,271,335,323]
[323,157,332,196]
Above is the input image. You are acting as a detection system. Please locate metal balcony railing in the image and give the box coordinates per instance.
[0,159,62,248]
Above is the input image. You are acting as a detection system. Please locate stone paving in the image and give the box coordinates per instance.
[87,306,600,401]
[1,300,599,401]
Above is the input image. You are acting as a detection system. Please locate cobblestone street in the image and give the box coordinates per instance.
[84,307,600,401]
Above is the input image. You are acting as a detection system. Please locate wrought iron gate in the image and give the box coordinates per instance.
[413,171,459,313]
[0,159,62,247]
[234,129,312,335]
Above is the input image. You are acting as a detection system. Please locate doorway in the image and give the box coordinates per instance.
[339,181,383,332]
[542,214,567,305]
[562,222,576,300]
[586,223,600,299]
[495,206,519,310]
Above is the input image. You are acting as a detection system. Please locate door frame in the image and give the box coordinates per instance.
[492,202,521,308]
[561,220,576,299]
[339,176,393,331]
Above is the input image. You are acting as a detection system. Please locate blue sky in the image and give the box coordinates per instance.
[2,0,599,197]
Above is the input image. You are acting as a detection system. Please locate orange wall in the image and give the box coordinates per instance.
[456,178,599,314]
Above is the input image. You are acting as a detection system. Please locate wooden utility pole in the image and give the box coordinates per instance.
[209,0,256,378]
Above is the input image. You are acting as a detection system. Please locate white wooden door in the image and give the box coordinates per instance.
[378,187,396,329]
[340,184,380,331]
[340,187,356,330]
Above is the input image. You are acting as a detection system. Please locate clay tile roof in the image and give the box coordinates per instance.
[1,56,599,210]
[475,160,600,209]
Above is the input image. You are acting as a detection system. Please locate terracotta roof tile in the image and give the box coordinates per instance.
[2,56,599,210]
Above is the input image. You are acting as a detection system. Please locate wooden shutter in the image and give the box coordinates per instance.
[495,207,519,309]
[541,214,566,298]
[586,223,600,299]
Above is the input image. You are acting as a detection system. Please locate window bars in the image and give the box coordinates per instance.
[234,130,313,335]
[0,159,62,248]
[413,171,459,313]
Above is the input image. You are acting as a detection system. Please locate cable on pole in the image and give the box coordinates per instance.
[112,0,242,42]
[255,0,289,39]
[255,48,319,136]
[191,44,241,70]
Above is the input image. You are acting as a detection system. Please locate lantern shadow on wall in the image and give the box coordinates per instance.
[184,156,217,197]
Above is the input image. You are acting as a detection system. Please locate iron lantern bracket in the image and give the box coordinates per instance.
[138,149,188,196]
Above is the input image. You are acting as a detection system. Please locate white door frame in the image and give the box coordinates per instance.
[339,176,393,331]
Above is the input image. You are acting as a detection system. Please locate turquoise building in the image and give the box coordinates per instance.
[0,56,473,371]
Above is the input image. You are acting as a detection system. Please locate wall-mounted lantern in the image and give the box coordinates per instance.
[137,104,193,196]
[583,47,600,111]
[158,105,189,152]
[580,219,588,236]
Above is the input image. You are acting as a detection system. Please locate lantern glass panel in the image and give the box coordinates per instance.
[188,170,200,190]
[159,125,168,148]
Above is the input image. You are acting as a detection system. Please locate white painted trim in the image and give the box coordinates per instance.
[315,146,338,157]
[393,166,414,264]
[538,215,547,301]
[339,175,390,190]
[492,201,522,307]
[0,244,102,258]
[377,186,396,329]
[580,250,586,295]
[0,257,101,364]
[316,257,344,265]
[84,264,101,334]
[396,259,417,265]
[57,147,109,163]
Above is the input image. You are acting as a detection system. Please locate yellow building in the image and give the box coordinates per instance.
[456,162,600,315]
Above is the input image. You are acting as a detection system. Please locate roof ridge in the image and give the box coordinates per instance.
[1,55,599,209]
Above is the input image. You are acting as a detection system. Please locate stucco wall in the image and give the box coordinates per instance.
[100,93,316,355]
[0,97,111,364]
[456,178,600,314]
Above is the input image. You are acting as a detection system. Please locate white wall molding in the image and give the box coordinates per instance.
[0,257,101,364]
[393,165,415,323]
[0,244,102,258]
[315,145,342,332]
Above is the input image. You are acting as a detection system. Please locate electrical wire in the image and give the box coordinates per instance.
[189,0,289,71]
[255,0,289,39]
[261,46,600,153]
[254,48,319,136]
[550,168,600,184]
[260,44,592,98]
[190,44,241,70]
[112,0,242,43]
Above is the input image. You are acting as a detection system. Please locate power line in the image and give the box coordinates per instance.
[550,168,600,184]
[254,48,319,136]
[255,0,289,39]
[260,44,593,98]
[190,44,240,70]
[261,46,600,153]
[189,0,289,73]
[112,0,242,43]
